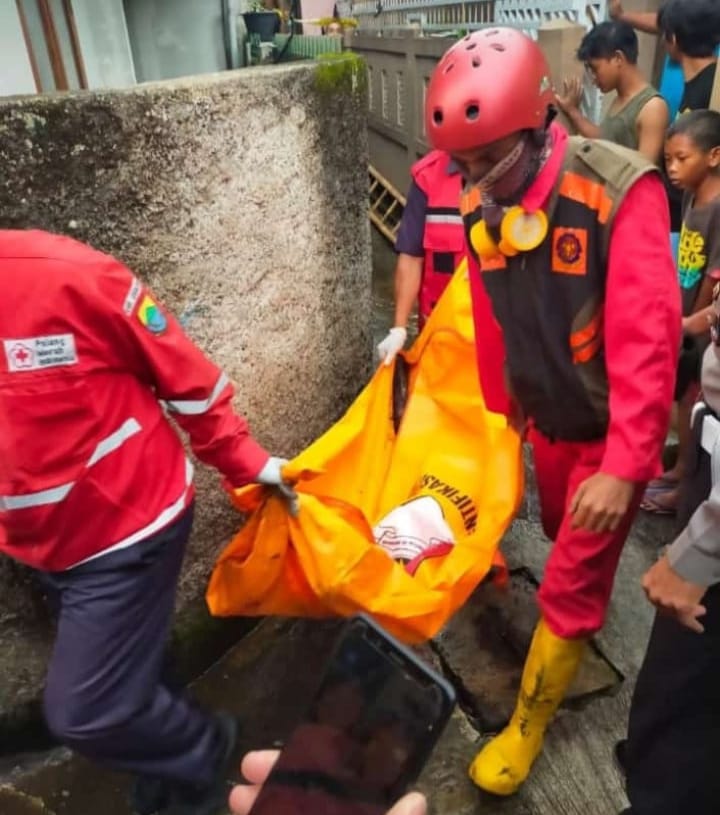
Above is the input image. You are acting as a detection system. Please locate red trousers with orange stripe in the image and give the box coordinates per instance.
[529,428,645,639]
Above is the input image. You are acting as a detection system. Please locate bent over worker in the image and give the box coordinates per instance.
[0,230,292,815]
[376,151,464,365]
[424,29,681,795]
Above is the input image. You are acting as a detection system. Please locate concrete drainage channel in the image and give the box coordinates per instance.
[430,569,623,735]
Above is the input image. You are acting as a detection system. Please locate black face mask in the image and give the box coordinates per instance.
[482,107,558,207]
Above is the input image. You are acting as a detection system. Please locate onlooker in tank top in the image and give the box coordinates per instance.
[555,21,669,164]
[609,0,720,233]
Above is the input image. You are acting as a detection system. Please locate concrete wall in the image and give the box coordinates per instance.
[353,32,449,194]
[0,57,371,739]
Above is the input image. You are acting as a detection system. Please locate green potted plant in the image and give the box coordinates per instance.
[243,0,281,42]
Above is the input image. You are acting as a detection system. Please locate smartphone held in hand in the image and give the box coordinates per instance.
[247,614,456,815]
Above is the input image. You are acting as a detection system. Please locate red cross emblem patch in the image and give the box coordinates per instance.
[10,343,34,369]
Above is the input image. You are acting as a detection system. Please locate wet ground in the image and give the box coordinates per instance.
[1,235,678,813]
[1,506,674,815]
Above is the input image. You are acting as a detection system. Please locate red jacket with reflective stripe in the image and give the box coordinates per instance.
[411,151,464,323]
[0,231,269,570]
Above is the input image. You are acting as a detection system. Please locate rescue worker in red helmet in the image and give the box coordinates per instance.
[376,152,464,365]
[425,28,681,795]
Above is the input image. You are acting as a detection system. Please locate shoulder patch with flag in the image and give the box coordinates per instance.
[137,294,168,334]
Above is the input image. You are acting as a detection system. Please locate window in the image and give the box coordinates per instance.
[16,0,87,92]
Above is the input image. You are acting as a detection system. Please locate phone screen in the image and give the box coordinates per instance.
[247,618,454,815]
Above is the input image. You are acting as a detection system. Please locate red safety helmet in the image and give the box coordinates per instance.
[425,28,555,153]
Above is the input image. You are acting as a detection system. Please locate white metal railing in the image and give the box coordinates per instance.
[339,0,605,34]
[341,0,495,32]
[496,0,606,30]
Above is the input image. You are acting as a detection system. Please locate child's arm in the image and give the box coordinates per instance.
[683,304,713,336]
[685,201,720,335]
[609,1,659,34]
[685,276,717,335]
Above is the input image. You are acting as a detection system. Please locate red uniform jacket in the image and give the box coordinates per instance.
[411,151,465,324]
[0,231,269,571]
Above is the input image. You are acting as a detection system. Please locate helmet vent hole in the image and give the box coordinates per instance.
[466,42,476,50]
[443,62,455,74]
[472,56,481,67]
[490,43,506,52]
[465,104,480,121]
[433,110,444,125]
[485,29,499,36]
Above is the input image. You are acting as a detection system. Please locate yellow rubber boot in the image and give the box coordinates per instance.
[468,618,586,796]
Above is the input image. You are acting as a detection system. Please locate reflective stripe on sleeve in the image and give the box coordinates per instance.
[165,373,230,416]
[425,214,464,226]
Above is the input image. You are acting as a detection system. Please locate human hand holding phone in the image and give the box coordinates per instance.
[229,750,428,815]
[236,614,455,815]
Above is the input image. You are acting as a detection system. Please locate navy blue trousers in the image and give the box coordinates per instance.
[625,408,720,814]
[40,504,223,785]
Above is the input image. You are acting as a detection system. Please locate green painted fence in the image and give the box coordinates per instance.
[273,33,343,59]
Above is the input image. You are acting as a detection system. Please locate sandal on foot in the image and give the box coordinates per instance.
[640,493,677,516]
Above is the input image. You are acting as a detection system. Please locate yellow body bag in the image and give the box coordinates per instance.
[206,262,523,643]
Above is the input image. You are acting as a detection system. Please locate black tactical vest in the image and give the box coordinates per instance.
[463,138,657,441]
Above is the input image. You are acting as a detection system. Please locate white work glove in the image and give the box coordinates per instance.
[376,327,407,366]
[256,456,299,516]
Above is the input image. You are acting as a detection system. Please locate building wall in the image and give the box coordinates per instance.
[124,0,236,83]
[0,1,37,96]
[71,0,136,88]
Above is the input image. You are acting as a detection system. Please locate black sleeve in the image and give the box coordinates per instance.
[394,181,428,257]
[678,63,717,112]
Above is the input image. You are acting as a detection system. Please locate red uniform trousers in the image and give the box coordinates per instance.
[530,428,646,639]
